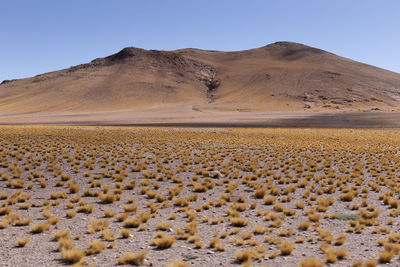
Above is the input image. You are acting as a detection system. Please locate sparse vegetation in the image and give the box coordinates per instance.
[0,127,399,266]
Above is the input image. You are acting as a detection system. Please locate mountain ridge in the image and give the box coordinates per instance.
[1,41,400,125]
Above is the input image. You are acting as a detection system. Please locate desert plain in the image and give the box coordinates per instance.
[0,126,400,267]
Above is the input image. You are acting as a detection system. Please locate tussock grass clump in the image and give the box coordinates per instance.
[279,241,294,255]
[379,250,394,263]
[85,239,106,255]
[77,204,94,214]
[58,238,75,251]
[123,217,141,228]
[298,221,311,231]
[101,230,116,241]
[124,203,138,213]
[235,248,260,264]
[152,233,175,249]
[31,222,51,233]
[104,209,115,218]
[121,228,131,238]
[61,248,84,264]
[156,221,172,231]
[117,250,147,265]
[295,201,305,209]
[66,210,76,218]
[185,221,198,235]
[253,225,267,235]
[229,217,248,227]
[165,260,190,267]
[364,259,378,267]
[48,216,60,225]
[87,218,109,233]
[16,238,29,247]
[208,237,225,251]
[298,258,324,267]
[14,218,31,226]
[53,230,70,241]
[99,193,116,204]
[334,233,347,246]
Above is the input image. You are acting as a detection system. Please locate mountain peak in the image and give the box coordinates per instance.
[106,47,146,62]
[263,41,326,60]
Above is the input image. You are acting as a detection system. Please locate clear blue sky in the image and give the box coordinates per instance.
[1,0,399,82]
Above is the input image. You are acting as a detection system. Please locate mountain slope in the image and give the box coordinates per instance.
[1,42,400,124]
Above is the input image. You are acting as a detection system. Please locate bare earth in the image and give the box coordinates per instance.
[1,106,400,128]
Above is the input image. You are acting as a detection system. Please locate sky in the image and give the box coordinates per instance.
[0,0,399,82]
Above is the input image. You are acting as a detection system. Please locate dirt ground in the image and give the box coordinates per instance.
[0,126,400,266]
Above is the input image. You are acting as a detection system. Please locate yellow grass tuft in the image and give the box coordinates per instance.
[53,230,70,241]
[121,228,131,239]
[152,233,175,249]
[379,250,394,263]
[31,222,51,233]
[61,248,84,264]
[298,258,324,267]
[117,250,147,265]
[85,239,106,255]
[16,238,29,247]
[235,248,260,264]
[165,260,190,267]
[279,241,294,255]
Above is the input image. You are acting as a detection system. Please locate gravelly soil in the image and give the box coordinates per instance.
[0,126,400,267]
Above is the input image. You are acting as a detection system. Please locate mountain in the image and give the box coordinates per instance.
[1,41,400,125]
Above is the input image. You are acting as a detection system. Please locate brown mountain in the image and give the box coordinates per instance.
[1,41,400,126]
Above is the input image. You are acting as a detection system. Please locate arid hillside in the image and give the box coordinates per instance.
[1,42,400,125]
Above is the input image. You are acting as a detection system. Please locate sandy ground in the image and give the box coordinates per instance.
[0,105,400,128]
[0,127,400,266]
